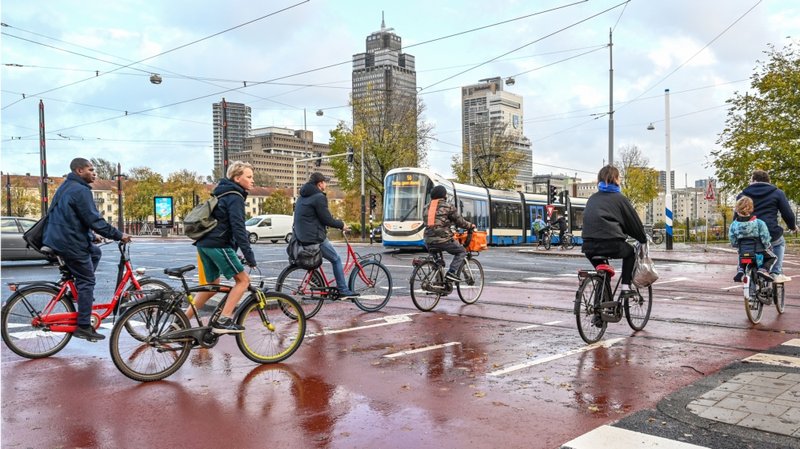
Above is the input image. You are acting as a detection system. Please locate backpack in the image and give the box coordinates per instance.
[286,234,323,270]
[184,191,243,241]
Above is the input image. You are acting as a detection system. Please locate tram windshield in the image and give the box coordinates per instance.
[384,172,433,222]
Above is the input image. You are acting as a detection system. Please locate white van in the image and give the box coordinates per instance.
[245,214,293,244]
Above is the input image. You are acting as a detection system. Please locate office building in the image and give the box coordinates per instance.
[658,170,675,191]
[462,77,531,189]
[212,100,252,176]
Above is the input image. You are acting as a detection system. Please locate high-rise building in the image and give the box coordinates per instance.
[212,100,251,176]
[658,170,675,190]
[351,17,417,138]
[462,77,531,190]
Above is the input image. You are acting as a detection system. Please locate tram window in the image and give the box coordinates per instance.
[571,208,585,231]
[476,200,488,229]
[491,202,521,228]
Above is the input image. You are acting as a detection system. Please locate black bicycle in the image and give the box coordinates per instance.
[574,256,653,344]
[737,238,785,324]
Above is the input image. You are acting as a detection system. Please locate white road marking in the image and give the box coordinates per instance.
[653,277,689,285]
[743,353,800,368]
[524,277,551,282]
[383,342,461,358]
[561,425,710,449]
[491,281,521,285]
[721,285,743,290]
[782,339,800,347]
[307,314,412,338]
[515,320,562,331]
[363,313,416,322]
[488,338,625,376]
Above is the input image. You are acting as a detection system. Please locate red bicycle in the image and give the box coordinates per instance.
[275,232,392,319]
[1,242,170,358]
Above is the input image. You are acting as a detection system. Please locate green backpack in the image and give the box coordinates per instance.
[184,191,243,240]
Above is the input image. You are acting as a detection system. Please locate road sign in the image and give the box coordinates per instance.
[545,204,555,216]
[704,181,715,200]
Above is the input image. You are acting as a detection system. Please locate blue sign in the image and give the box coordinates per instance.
[153,196,174,228]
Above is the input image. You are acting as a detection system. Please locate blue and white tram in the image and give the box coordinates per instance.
[382,167,585,249]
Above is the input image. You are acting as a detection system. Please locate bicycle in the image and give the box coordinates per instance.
[574,255,653,344]
[409,228,485,311]
[646,227,665,245]
[737,238,785,324]
[109,264,306,382]
[558,232,575,250]
[274,231,393,319]
[537,226,553,250]
[1,242,170,359]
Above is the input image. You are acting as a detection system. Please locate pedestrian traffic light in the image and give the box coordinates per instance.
[369,192,377,210]
[315,152,322,167]
[346,146,354,163]
[549,186,557,204]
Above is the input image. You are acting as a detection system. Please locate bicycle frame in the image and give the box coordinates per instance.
[311,234,377,293]
[19,243,148,333]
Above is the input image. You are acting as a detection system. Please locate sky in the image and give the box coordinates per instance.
[2,0,798,186]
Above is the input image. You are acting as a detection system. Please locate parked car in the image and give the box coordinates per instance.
[245,214,293,244]
[1,216,51,261]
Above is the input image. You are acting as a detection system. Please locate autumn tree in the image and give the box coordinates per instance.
[712,41,800,200]
[451,121,526,189]
[3,178,39,216]
[328,88,433,204]
[124,167,164,221]
[165,169,206,220]
[91,158,119,180]
[260,190,292,215]
[618,145,659,209]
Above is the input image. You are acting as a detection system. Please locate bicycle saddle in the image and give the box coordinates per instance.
[39,246,56,256]
[164,265,196,277]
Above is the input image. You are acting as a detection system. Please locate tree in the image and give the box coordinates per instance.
[328,88,433,201]
[4,178,39,217]
[124,167,164,221]
[618,145,659,209]
[165,170,205,220]
[254,171,276,188]
[260,190,292,215]
[91,158,119,180]
[451,121,526,189]
[712,41,800,200]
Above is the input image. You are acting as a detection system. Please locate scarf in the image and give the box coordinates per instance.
[598,181,621,193]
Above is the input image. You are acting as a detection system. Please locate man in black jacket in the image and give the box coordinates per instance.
[293,172,358,297]
[43,158,131,341]
[737,170,796,283]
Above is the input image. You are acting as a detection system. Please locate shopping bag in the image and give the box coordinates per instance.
[633,241,659,287]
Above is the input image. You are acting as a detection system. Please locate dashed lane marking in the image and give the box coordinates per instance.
[560,425,710,449]
[307,314,413,338]
[488,338,625,376]
[721,285,742,290]
[782,339,800,347]
[653,277,689,285]
[491,281,521,285]
[515,320,562,331]
[743,353,800,368]
[383,342,461,358]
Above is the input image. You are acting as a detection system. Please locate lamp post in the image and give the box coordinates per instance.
[5,172,11,215]
[360,140,366,242]
[647,88,673,250]
[113,163,128,231]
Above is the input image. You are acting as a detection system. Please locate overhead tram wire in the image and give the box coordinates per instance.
[0,0,309,110]
[420,0,630,92]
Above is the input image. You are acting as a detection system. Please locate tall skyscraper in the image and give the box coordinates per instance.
[351,17,417,133]
[462,77,531,189]
[212,100,251,176]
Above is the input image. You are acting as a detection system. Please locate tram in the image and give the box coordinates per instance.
[382,167,586,249]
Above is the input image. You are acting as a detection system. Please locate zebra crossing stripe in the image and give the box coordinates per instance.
[561,425,709,449]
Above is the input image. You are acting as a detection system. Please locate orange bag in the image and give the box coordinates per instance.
[455,230,488,252]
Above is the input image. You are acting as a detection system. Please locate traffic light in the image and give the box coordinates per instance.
[549,185,557,204]
[369,192,377,210]
[346,146,354,163]
[315,152,322,167]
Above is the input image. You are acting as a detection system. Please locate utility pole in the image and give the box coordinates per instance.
[360,141,366,242]
[39,100,49,215]
[608,28,615,166]
[114,163,127,231]
[221,97,229,177]
[664,89,673,250]
[5,172,11,215]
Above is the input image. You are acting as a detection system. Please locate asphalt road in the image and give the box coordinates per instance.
[2,239,799,449]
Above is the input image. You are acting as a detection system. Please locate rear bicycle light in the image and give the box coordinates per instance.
[740,258,752,264]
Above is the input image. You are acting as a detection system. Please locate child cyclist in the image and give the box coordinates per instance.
[729,196,776,282]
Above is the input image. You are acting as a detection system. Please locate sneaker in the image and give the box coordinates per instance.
[211,316,244,334]
[772,274,792,283]
[445,271,460,282]
[338,289,360,298]
[733,271,744,283]
[73,325,105,341]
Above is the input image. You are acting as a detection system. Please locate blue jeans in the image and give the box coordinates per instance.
[771,236,786,275]
[65,245,102,327]
[320,239,348,291]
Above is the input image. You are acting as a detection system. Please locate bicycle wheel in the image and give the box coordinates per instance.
[564,235,575,250]
[123,278,173,341]
[350,260,393,312]
[410,261,442,312]
[110,301,191,382]
[1,286,73,359]
[543,232,552,250]
[624,285,652,331]
[275,266,325,319]
[457,258,484,304]
[236,291,306,364]
[575,275,607,344]
[774,283,785,314]
[743,267,763,324]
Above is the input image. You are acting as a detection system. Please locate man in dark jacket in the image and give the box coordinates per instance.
[737,170,797,283]
[184,161,257,333]
[293,172,358,297]
[552,215,567,246]
[423,185,475,281]
[43,158,131,341]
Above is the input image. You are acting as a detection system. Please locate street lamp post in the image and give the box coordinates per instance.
[664,89,673,250]
[113,163,128,232]
[360,141,366,242]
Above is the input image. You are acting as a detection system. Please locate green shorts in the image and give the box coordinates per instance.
[196,247,244,283]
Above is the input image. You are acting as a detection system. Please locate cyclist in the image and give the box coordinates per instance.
[736,170,796,283]
[552,214,567,247]
[729,196,776,282]
[185,161,257,334]
[293,172,359,298]
[423,185,476,282]
[533,215,548,246]
[43,157,132,341]
[581,165,647,297]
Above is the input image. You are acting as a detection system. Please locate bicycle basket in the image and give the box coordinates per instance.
[455,230,488,252]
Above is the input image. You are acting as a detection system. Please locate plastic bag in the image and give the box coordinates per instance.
[633,241,659,287]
